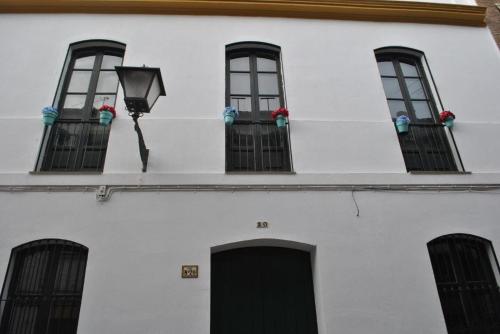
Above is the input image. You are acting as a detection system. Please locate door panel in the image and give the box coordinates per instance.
[211,247,318,334]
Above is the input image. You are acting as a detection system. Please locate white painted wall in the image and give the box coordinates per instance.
[0,12,499,334]
[0,15,499,179]
[0,190,499,334]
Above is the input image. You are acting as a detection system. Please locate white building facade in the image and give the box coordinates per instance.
[0,1,499,334]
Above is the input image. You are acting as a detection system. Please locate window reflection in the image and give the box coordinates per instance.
[67,71,92,93]
[230,96,251,112]
[230,57,250,71]
[96,71,119,93]
[230,73,251,94]
[377,61,396,76]
[74,56,95,69]
[257,57,276,71]
[400,62,418,76]
[63,94,86,109]
[259,97,279,112]
[101,55,123,69]
[382,78,403,99]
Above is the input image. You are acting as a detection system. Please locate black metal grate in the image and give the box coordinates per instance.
[398,123,457,172]
[428,235,500,334]
[226,122,291,172]
[41,120,110,172]
[0,240,88,334]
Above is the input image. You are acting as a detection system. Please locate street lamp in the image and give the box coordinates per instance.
[115,66,166,172]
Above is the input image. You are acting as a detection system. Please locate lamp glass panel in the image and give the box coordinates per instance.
[121,70,155,98]
[147,75,161,108]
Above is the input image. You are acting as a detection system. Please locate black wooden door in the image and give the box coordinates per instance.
[211,247,318,334]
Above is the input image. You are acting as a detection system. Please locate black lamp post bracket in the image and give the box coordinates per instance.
[130,112,149,172]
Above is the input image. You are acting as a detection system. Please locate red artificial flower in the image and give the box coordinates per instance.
[99,105,116,118]
[439,110,455,123]
[271,107,289,120]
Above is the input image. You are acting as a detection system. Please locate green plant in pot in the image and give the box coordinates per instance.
[271,107,289,128]
[395,114,410,134]
[99,105,116,126]
[223,106,239,125]
[439,110,455,128]
[41,106,58,126]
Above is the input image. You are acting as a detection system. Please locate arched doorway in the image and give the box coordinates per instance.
[211,246,318,334]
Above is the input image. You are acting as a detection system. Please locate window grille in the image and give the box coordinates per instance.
[398,123,456,171]
[428,234,500,334]
[0,239,88,334]
[225,42,292,172]
[41,116,111,171]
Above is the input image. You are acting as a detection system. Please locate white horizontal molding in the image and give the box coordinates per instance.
[2,184,500,192]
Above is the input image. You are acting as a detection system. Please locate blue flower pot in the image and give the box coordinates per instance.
[396,122,409,133]
[224,114,235,125]
[444,118,454,128]
[42,112,58,126]
[99,111,113,126]
[276,115,287,128]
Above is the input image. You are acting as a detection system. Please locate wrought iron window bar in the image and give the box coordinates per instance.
[397,123,458,172]
[0,240,88,334]
[40,119,110,172]
[428,235,500,334]
[226,121,292,172]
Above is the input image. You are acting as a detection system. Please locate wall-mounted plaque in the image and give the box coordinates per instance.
[182,265,198,278]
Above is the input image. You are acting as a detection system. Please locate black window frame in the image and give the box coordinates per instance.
[0,239,89,334]
[428,234,500,334]
[376,50,437,123]
[375,47,463,172]
[225,42,292,172]
[34,40,126,173]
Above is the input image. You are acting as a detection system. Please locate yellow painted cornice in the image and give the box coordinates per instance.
[0,0,486,27]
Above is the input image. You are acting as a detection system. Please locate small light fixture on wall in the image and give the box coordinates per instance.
[115,65,166,172]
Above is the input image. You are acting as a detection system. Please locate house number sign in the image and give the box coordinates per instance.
[257,221,269,228]
[182,265,198,278]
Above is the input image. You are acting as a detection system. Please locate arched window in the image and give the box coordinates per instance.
[0,239,88,334]
[375,47,461,172]
[225,42,292,172]
[428,234,500,334]
[35,40,125,172]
